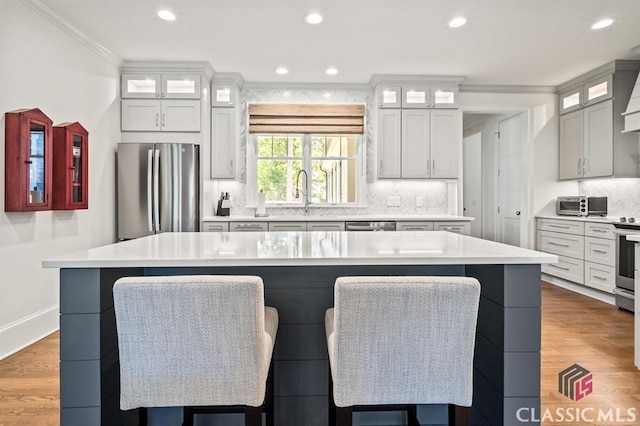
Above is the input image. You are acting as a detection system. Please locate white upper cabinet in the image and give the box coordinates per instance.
[559,74,613,115]
[379,85,459,109]
[429,109,459,178]
[557,61,640,180]
[210,107,237,179]
[377,109,402,178]
[212,82,238,107]
[122,73,201,99]
[376,86,402,108]
[121,100,201,132]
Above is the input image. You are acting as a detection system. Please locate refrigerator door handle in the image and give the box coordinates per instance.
[153,149,161,232]
[147,150,154,232]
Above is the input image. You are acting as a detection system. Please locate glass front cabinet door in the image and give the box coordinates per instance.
[4,108,53,212]
[53,122,89,210]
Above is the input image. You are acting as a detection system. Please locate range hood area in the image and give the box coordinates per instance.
[623,71,640,132]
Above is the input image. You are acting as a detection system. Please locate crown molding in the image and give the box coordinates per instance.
[20,0,121,66]
[121,61,215,81]
[369,74,466,88]
[460,84,557,94]
[243,82,371,91]
[213,72,246,88]
[557,59,640,92]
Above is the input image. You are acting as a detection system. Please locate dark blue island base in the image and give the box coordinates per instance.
[59,263,541,426]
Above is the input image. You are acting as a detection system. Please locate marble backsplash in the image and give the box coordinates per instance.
[205,86,454,217]
[579,178,640,216]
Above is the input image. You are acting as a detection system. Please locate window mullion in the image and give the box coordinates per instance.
[303,135,312,197]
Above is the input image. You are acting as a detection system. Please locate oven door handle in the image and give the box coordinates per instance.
[613,229,640,236]
[614,288,635,300]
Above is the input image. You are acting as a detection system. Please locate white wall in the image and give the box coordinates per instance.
[459,92,579,248]
[462,132,482,237]
[0,1,120,359]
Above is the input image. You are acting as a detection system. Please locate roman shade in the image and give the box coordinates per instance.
[248,104,365,134]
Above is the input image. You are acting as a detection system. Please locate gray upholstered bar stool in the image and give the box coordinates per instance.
[113,275,278,426]
[325,276,481,426]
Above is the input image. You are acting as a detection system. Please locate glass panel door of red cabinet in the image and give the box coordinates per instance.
[53,122,88,210]
[4,108,53,212]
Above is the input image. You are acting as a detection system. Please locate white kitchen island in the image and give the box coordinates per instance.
[44,231,556,426]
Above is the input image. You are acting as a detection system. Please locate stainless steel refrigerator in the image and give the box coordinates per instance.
[117,143,199,240]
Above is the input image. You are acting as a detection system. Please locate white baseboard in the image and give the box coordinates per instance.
[542,274,615,306]
[0,305,59,361]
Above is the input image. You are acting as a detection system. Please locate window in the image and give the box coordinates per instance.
[254,133,362,205]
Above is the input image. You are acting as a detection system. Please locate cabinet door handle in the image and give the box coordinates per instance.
[592,229,607,233]
[379,159,383,172]
[161,93,166,98]
[230,158,234,172]
[577,158,582,174]
[162,113,166,127]
[548,224,570,229]
[432,159,435,173]
[583,157,588,174]
[593,275,607,281]
[155,113,159,127]
[548,241,570,247]
[155,93,160,98]
[549,264,570,271]
[593,249,608,254]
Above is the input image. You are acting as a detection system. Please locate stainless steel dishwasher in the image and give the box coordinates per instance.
[345,221,396,231]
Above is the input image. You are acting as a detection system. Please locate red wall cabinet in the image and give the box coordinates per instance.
[4,108,53,212]
[53,122,88,210]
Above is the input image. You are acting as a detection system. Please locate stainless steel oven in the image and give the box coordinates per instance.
[614,225,638,312]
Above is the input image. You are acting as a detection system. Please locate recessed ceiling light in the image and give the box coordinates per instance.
[305,13,323,24]
[591,18,614,30]
[276,67,289,75]
[448,17,467,28]
[157,10,176,21]
[325,67,338,76]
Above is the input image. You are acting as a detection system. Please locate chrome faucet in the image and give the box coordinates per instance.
[295,169,310,214]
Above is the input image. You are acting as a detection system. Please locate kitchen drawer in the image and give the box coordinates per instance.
[268,222,307,232]
[584,262,615,294]
[306,222,345,232]
[202,222,229,232]
[537,230,584,259]
[434,221,470,235]
[542,255,584,284]
[584,236,615,266]
[584,222,614,240]
[537,218,584,236]
[397,221,434,231]
[230,222,268,232]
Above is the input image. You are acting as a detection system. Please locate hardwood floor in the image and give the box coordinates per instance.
[0,282,638,425]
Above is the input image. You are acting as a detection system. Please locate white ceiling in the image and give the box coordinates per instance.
[39,0,640,86]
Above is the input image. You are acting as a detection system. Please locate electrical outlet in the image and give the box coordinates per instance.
[387,195,401,207]
[416,196,423,207]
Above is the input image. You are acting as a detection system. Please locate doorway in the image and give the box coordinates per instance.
[462,112,526,246]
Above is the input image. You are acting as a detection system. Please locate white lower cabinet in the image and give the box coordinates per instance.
[434,221,470,235]
[268,222,307,232]
[397,222,435,231]
[536,217,615,294]
[542,255,584,284]
[230,222,268,232]
[202,221,229,232]
[584,262,616,293]
[306,222,346,231]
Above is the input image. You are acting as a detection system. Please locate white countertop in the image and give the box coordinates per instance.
[536,214,614,224]
[43,231,556,268]
[628,235,640,242]
[202,214,474,222]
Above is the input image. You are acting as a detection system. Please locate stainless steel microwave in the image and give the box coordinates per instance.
[556,196,607,216]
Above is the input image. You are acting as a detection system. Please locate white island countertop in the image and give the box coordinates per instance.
[628,235,640,242]
[202,214,474,222]
[43,231,556,268]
